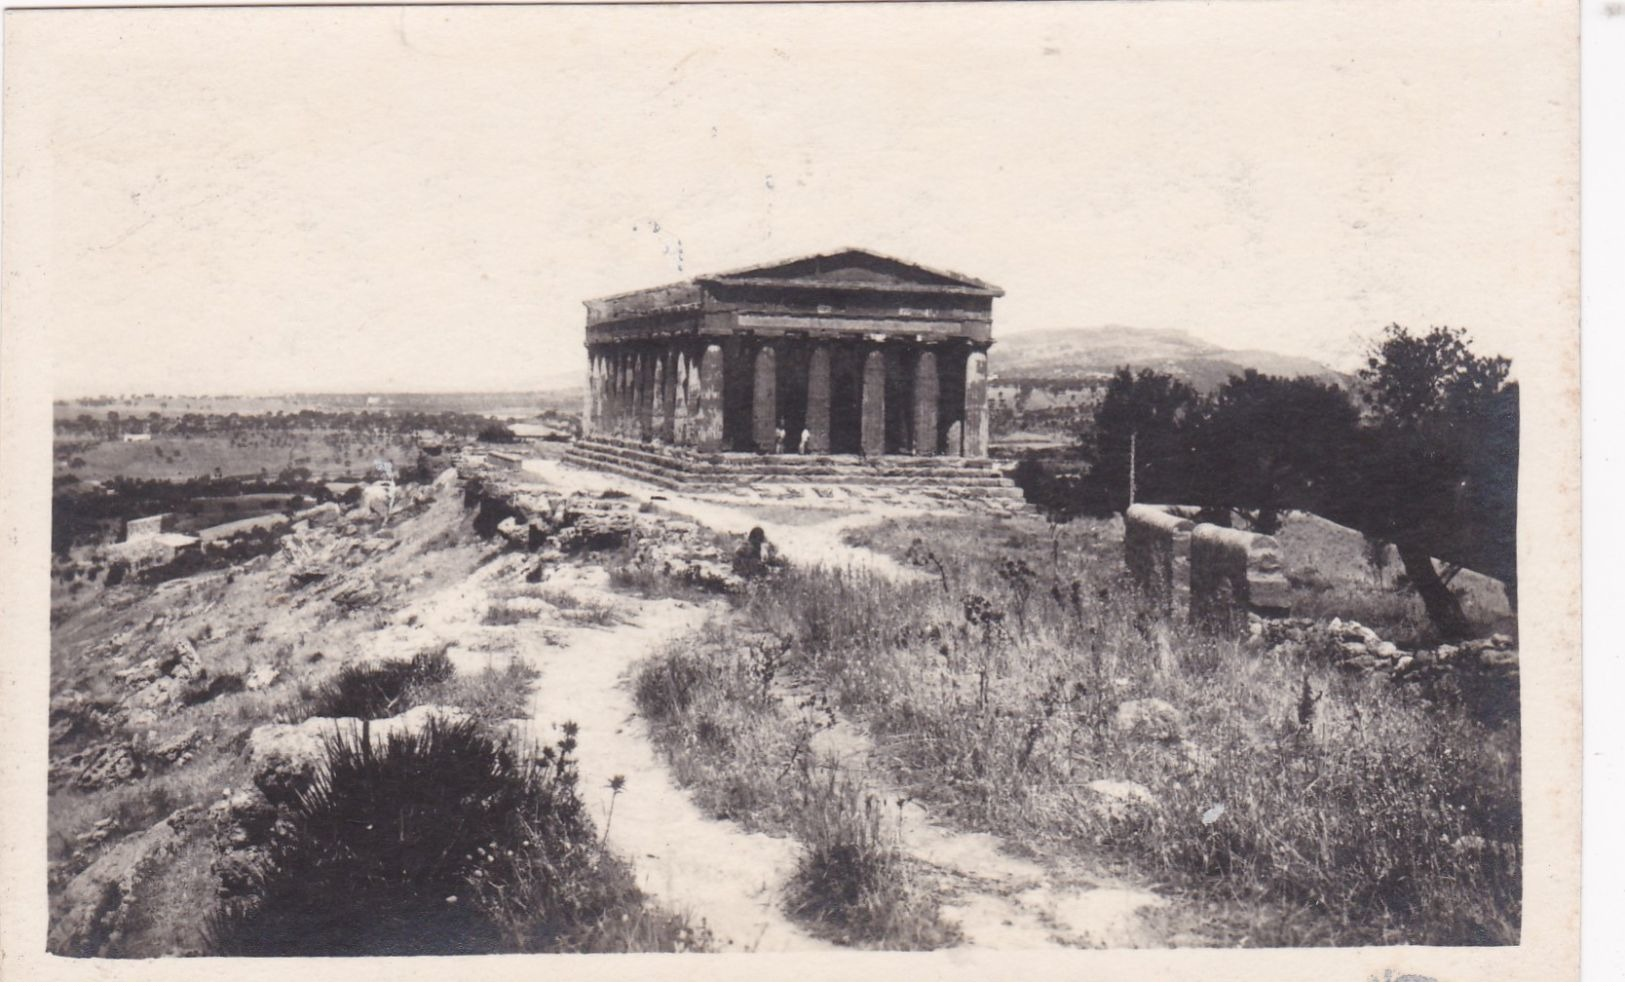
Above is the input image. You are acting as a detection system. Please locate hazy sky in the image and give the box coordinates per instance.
[7,1,1575,397]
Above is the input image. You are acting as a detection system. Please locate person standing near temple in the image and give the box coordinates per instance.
[774,421,786,454]
[799,427,811,455]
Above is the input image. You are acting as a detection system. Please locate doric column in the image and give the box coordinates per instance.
[658,344,678,443]
[636,348,655,441]
[963,347,990,458]
[752,343,778,453]
[651,350,670,444]
[672,348,692,446]
[912,349,939,455]
[617,349,633,439]
[695,342,725,453]
[582,349,597,437]
[805,343,831,454]
[861,346,887,457]
[610,349,626,438]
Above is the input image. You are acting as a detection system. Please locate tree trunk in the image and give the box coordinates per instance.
[1397,543,1472,640]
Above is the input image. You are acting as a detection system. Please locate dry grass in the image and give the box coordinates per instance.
[633,632,963,950]
[785,767,961,950]
[688,512,1522,947]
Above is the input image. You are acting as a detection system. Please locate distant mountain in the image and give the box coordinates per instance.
[990,326,1351,393]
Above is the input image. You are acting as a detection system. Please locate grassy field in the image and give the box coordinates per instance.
[634,510,1520,947]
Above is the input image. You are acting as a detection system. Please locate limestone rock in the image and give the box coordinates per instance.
[246,705,470,803]
[48,807,203,957]
[244,664,280,690]
[50,742,142,791]
[1084,779,1157,822]
[149,727,201,764]
[1113,698,1184,743]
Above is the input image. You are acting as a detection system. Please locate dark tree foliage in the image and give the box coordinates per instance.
[1050,325,1516,640]
[1089,368,1201,511]
[1186,371,1361,534]
[1344,325,1518,636]
[477,422,519,444]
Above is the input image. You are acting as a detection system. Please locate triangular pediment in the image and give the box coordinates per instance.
[701,249,1002,296]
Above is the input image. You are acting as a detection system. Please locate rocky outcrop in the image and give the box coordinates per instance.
[49,742,142,791]
[625,518,742,592]
[1084,779,1157,823]
[245,704,471,805]
[462,464,756,592]
[1113,698,1185,743]
[48,807,205,957]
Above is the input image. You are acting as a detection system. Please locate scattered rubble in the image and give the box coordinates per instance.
[1249,614,1518,680]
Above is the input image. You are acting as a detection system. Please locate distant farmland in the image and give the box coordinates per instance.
[54,431,422,483]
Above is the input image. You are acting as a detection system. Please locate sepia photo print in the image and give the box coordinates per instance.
[0,0,1582,979]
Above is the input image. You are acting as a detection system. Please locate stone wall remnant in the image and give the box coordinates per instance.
[1188,523,1292,632]
[1123,504,1194,615]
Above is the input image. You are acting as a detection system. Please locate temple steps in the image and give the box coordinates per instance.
[559,437,1029,502]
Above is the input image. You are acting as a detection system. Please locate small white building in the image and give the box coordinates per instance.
[123,513,170,543]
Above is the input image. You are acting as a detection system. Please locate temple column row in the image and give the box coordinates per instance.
[586,339,988,458]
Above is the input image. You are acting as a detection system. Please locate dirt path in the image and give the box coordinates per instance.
[807,716,1167,949]
[431,465,1168,950]
[372,546,828,951]
[514,590,830,952]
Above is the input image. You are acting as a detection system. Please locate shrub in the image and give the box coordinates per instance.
[206,717,699,955]
[300,649,455,720]
[408,658,540,721]
[483,602,537,626]
[633,650,705,722]
[785,768,958,950]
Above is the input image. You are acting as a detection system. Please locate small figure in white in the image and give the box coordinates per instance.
[799,427,811,454]
[773,421,786,454]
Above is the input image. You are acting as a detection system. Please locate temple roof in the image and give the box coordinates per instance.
[698,248,1003,297]
[585,248,1003,308]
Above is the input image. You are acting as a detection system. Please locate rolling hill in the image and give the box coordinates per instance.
[990,326,1352,393]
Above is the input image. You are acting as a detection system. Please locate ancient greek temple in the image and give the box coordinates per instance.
[578,248,998,458]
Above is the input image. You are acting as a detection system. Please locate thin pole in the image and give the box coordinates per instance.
[1128,429,1137,505]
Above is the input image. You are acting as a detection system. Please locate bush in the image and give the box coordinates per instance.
[206,717,700,955]
[786,769,958,950]
[300,650,455,720]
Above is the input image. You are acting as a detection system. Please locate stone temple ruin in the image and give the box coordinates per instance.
[1124,503,1291,633]
[561,249,1024,503]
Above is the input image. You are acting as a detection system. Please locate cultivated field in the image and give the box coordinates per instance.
[55,432,424,484]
